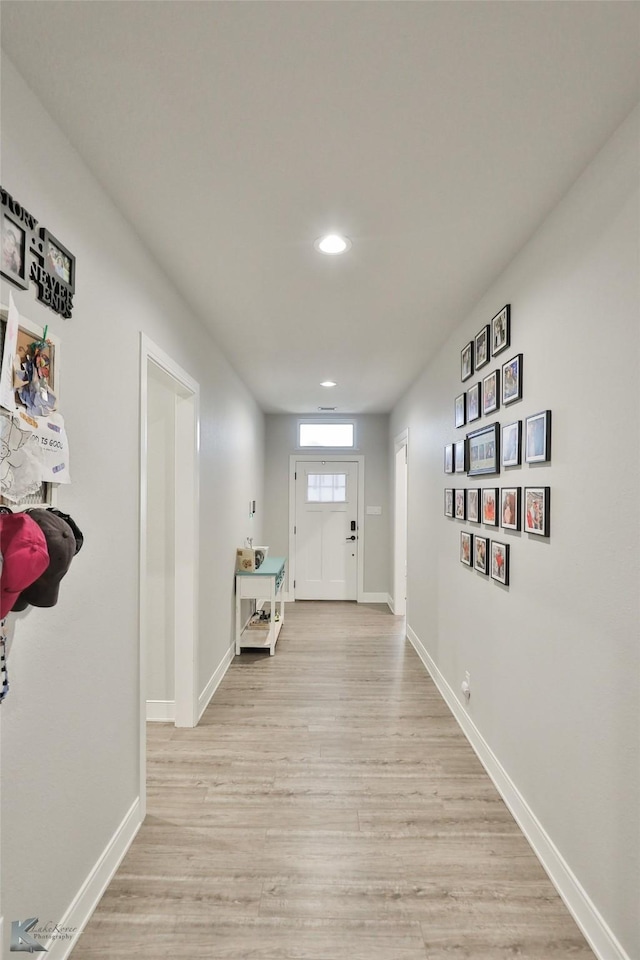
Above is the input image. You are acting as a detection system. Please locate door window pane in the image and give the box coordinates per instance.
[307,473,347,503]
[299,422,354,447]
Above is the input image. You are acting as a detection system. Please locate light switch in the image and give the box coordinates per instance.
[366,506,382,515]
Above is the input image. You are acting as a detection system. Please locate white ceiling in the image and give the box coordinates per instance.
[2,2,639,413]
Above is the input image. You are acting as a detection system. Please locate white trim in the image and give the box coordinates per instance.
[173,383,200,728]
[393,427,409,618]
[359,592,390,605]
[394,427,409,450]
[41,798,142,960]
[288,454,365,602]
[198,643,235,720]
[387,593,396,613]
[146,700,176,722]
[139,333,200,820]
[406,624,632,960]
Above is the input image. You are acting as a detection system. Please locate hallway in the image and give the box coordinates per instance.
[70,602,594,959]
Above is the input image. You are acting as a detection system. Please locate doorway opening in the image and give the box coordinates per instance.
[393,429,408,616]
[139,334,199,816]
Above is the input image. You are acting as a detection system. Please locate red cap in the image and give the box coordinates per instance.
[0,514,50,619]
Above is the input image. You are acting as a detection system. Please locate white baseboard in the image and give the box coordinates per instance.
[146,699,175,722]
[198,643,235,721]
[358,592,390,605]
[42,798,142,959]
[406,624,631,960]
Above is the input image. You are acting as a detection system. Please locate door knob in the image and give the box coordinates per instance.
[346,535,357,541]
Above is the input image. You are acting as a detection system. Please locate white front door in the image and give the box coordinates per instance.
[294,460,359,600]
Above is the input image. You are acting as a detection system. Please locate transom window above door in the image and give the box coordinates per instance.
[306,473,347,503]
[298,421,355,448]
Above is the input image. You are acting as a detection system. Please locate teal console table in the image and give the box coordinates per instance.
[235,556,286,656]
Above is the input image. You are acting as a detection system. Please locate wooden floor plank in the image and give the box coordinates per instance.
[70,601,595,959]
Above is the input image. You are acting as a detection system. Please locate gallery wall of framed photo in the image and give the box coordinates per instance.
[445,303,552,586]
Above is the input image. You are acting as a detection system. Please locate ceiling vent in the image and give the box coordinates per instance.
[318,406,337,411]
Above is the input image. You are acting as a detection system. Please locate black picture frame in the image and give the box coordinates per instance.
[502,353,523,406]
[475,324,490,370]
[460,530,473,567]
[524,486,550,537]
[40,227,76,296]
[500,487,521,531]
[491,540,510,585]
[467,421,500,477]
[502,420,522,468]
[454,440,467,474]
[444,444,454,474]
[455,393,466,428]
[1,209,29,289]
[482,368,500,415]
[467,382,481,423]
[461,341,474,382]
[474,535,489,575]
[491,304,511,356]
[467,487,480,523]
[455,488,466,520]
[482,487,499,526]
[525,410,552,463]
[444,488,454,518]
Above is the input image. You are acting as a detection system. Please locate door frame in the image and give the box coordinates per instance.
[139,333,200,817]
[288,454,365,602]
[392,428,409,616]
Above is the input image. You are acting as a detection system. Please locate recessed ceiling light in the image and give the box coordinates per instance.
[320,380,337,387]
[314,234,352,255]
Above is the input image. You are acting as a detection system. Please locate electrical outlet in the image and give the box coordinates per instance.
[461,671,471,702]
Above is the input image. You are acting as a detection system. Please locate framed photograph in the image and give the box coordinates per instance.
[1,210,29,289]
[491,540,510,585]
[467,488,480,523]
[460,531,473,567]
[482,368,500,415]
[475,325,490,370]
[474,535,489,575]
[461,341,474,382]
[491,304,511,356]
[500,487,521,531]
[467,382,481,423]
[467,421,500,477]
[444,488,454,518]
[454,440,467,474]
[0,311,60,508]
[455,488,466,520]
[525,410,552,463]
[1,316,58,409]
[502,420,522,467]
[524,486,550,537]
[482,487,498,526]
[455,393,466,428]
[40,228,76,295]
[444,443,454,474]
[502,354,523,406]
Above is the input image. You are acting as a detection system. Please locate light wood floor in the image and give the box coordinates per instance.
[71,602,595,959]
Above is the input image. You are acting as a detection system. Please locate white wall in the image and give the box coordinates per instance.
[0,55,264,951]
[146,367,176,705]
[263,414,390,598]
[390,105,640,959]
